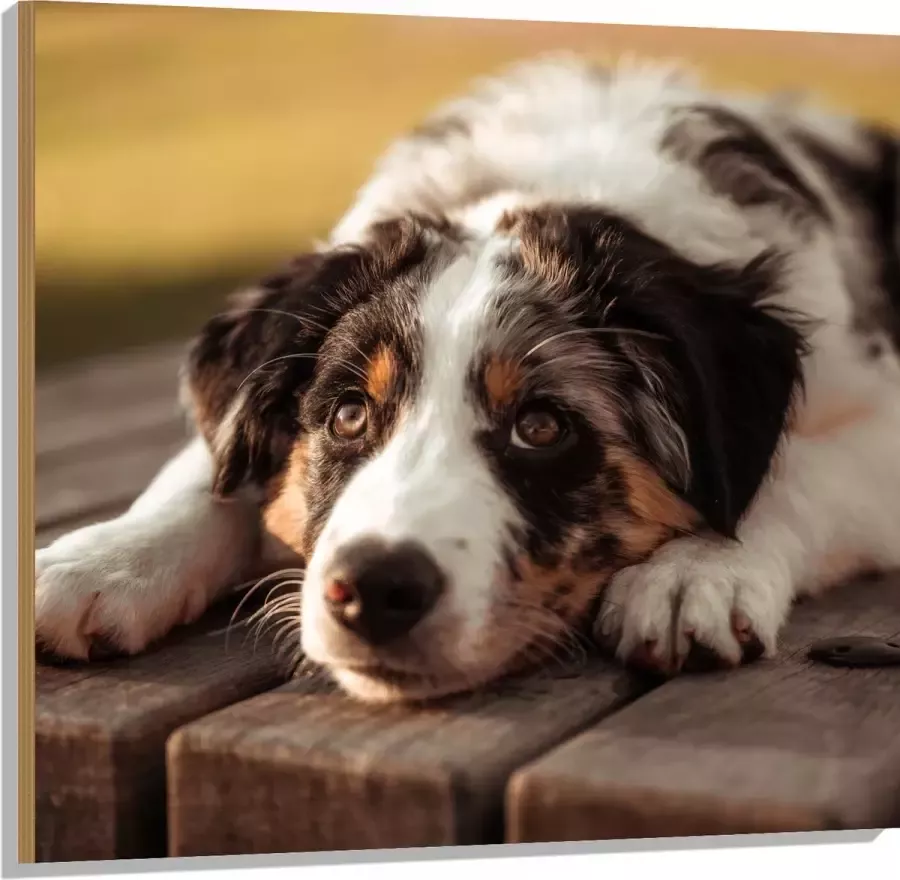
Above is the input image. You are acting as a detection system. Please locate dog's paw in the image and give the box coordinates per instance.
[594,536,793,675]
[35,518,211,661]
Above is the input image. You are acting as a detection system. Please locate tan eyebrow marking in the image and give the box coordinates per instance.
[484,355,522,409]
[366,344,397,405]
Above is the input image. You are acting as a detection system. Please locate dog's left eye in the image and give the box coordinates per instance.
[510,404,566,450]
[331,396,368,440]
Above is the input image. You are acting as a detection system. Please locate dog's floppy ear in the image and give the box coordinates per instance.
[182,251,358,498]
[608,255,809,538]
[508,206,809,538]
[181,219,433,497]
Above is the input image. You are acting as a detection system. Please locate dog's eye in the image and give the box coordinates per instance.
[511,404,566,450]
[331,397,368,440]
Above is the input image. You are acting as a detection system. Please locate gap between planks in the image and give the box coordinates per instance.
[35,341,294,862]
[166,656,656,856]
[35,590,292,862]
[507,573,900,842]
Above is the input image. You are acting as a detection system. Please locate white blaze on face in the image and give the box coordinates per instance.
[301,240,525,664]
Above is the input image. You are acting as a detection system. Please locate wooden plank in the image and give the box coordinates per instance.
[36,341,185,436]
[35,341,190,530]
[34,341,294,862]
[167,656,657,856]
[35,418,188,530]
[36,342,187,458]
[35,590,290,863]
[37,397,184,464]
[507,573,900,843]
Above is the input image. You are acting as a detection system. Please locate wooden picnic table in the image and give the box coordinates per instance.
[34,343,900,862]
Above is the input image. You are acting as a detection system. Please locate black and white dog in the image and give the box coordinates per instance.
[36,56,900,703]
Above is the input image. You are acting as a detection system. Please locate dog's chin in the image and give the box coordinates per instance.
[324,660,508,705]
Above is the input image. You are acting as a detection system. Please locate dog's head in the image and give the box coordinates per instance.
[184,207,806,702]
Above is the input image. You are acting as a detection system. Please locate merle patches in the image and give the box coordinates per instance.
[496,206,810,542]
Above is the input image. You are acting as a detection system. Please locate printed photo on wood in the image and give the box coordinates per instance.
[22,0,900,865]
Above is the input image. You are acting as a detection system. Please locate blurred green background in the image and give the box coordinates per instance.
[35,2,900,373]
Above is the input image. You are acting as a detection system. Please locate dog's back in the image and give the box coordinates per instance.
[334,55,899,359]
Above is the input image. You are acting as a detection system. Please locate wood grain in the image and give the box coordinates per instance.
[35,592,290,863]
[34,342,293,862]
[507,574,900,843]
[35,341,189,531]
[36,342,186,451]
[36,420,188,530]
[167,659,656,856]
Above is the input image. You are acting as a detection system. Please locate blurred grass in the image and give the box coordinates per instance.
[35,2,900,371]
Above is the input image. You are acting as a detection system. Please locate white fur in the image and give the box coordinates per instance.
[35,437,260,657]
[301,241,526,689]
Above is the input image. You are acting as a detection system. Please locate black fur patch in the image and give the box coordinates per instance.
[610,248,808,536]
[498,206,810,539]
[793,126,900,348]
[411,113,470,143]
[663,104,828,223]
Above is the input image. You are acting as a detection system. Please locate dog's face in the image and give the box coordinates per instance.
[185,207,805,702]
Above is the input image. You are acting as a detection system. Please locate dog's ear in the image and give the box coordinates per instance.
[181,218,434,497]
[508,206,809,538]
[182,251,359,498]
[608,256,809,538]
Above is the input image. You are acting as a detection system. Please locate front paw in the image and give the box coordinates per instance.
[594,537,793,676]
[36,519,210,661]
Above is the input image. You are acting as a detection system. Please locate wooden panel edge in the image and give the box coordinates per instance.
[19,0,36,864]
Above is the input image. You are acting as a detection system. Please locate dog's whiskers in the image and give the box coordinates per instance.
[235,352,368,393]
[519,325,669,367]
[498,600,593,668]
[271,619,303,659]
[220,568,305,649]
[246,593,303,645]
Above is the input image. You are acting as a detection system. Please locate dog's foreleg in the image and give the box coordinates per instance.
[596,397,900,672]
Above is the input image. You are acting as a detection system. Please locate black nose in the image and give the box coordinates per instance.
[323,539,445,646]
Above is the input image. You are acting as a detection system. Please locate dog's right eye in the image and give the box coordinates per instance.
[331,397,368,440]
[511,403,566,450]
